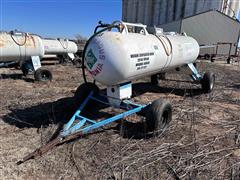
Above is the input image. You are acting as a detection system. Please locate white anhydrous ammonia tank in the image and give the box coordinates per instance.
[0,32,44,62]
[42,39,78,55]
[84,23,199,86]
[0,31,78,62]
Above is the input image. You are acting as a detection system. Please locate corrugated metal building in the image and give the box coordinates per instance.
[160,10,240,56]
[122,0,240,26]
[122,0,240,60]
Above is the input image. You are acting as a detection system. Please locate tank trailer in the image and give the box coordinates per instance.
[0,30,78,81]
[18,21,215,164]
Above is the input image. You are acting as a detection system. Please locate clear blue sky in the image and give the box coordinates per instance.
[1,0,240,43]
[1,0,122,39]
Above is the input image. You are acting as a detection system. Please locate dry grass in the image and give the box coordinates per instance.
[0,59,239,179]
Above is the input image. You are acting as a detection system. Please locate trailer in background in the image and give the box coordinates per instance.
[160,10,240,63]
[0,30,78,81]
[70,39,86,66]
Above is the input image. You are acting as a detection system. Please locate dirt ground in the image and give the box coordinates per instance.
[0,59,239,180]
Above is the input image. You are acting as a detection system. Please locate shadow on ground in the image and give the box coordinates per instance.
[230,83,240,89]
[132,81,202,97]
[2,81,203,139]
[0,73,34,82]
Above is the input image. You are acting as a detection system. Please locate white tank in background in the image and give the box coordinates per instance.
[0,30,78,82]
[85,22,199,86]
[42,38,78,55]
[0,31,44,62]
[0,31,78,62]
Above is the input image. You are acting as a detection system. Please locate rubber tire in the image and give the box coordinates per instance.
[74,83,99,108]
[146,99,172,136]
[151,74,159,85]
[210,55,215,62]
[227,57,231,64]
[201,72,215,93]
[176,67,181,71]
[34,68,52,82]
[204,54,210,60]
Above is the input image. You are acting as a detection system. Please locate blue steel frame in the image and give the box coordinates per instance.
[188,63,202,81]
[60,91,147,137]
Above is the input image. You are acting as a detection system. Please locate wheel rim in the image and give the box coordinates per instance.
[41,72,51,81]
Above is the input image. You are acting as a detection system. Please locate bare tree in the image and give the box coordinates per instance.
[75,34,87,42]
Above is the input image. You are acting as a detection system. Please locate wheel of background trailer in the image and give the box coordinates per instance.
[209,54,215,62]
[201,72,215,93]
[227,57,231,64]
[34,68,53,82]
[151,74,159,85]
[175,67,180,71]
[146,99,172,136]
[72,57,82,67]
[204,54,210,60]
[74,83,99,108]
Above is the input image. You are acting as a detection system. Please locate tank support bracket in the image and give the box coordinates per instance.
[31,56,41,70]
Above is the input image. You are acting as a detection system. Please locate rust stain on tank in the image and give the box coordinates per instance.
[111,34,122,44]
[0,39,4,47]
[24,36,35,48]
[13,36,26,46]
[29,35,36,47]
